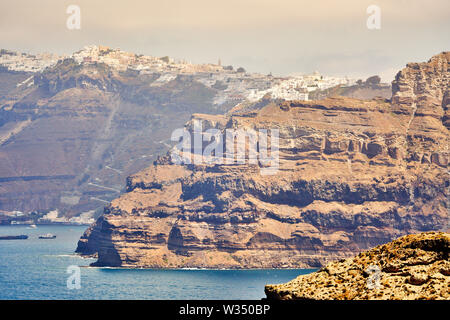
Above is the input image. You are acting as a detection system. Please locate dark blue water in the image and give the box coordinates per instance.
[0,225,314,299]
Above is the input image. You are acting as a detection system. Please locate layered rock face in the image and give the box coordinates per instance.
[0,47,392,216]
[265,232,449,300]
[76,52,449,268]
[391,52,449,163]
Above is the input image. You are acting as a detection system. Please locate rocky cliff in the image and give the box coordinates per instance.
[265,232,449,300]
[76,52,449,268]
[1,47,374,217]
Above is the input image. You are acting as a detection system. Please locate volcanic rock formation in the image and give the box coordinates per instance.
[76,52,449,268]
[0,47,390,216]
[265,232,449,300]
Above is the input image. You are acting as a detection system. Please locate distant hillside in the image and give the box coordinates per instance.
[309,75,391,100]
[0,48,241,217]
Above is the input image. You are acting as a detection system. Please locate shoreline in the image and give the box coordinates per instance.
[0,223,91,227]
[79,265,317,271]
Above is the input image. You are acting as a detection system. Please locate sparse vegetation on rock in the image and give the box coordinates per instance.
[265,232,449,300]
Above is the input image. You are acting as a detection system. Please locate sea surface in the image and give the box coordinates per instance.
[0,225,315,300]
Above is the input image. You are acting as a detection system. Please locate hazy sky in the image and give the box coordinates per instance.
[0,0,449,81]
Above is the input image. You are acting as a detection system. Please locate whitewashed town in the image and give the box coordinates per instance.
[1,45,357,103]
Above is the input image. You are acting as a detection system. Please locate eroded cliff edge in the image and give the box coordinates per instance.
[76,52,449,268]
[265,232,449,300]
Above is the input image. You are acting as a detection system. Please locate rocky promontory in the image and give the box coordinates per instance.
[265,232,449,300]
[76,52,449,269]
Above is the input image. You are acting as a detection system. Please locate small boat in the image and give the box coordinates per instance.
[27,224,37,229]
[38,233,56,239]
[0,235,28,240]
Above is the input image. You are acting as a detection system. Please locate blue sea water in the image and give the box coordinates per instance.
[0,225,314,300]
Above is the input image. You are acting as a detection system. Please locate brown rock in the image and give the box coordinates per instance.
[408,273,429,286]
[265,232,449,300]
[76,53,449,269]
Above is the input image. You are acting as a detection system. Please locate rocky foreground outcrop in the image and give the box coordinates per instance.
[76,52,449,268]
[265,232,449,300]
